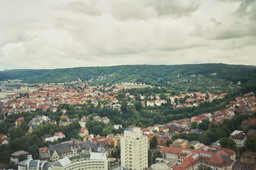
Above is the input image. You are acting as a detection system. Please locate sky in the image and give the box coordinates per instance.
[0,0,256,70]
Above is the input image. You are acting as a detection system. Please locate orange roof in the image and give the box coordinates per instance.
[54,132,65,137]
[39,147,48,153]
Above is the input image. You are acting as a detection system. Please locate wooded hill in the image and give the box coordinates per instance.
[0,64,256,93]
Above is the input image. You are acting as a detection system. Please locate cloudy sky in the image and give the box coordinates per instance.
[0,0,256,70]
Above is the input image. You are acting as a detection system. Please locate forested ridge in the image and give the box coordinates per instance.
[1,64,256,92]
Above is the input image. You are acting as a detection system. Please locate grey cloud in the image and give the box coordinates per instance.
[65,0,103,16]
[64,0,201,20]
[152,0,201,17]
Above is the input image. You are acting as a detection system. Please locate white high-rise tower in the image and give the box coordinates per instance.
[121,127,148,170]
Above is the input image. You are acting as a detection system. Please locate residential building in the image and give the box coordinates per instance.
[146,100,155,107]
[161,145,236,170]
[79,128,89,138]
[15,117,25,126]
[114,124,122,130]
[121,127,148,170]
[150,162,169,170]
[229,130,247,148]
[240,152,256,169]
[156,134,169,146]
[102,117,110,124]
[39,140,105,162]
[43,132,65,142]
[0,133,9,145]
[171,138,190,149]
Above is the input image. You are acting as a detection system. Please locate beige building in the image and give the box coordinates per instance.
[121,127,148,170]
[171,138,190,149]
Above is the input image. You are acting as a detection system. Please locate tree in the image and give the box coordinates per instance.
[198,120,210,131]
[219,137,237,151]
[166,140,172,146]
[198,133,210,145]
[10,128,26,139]
[191,122,197,129]
[111,146,120,159]
[86,120,104,136]
[189,146,195,149]
[152,150,162,163]
[121,101,128,114]
[159,93,167,100]
[197,164,212,170]
[134,101,142,112]
[150,136,158,149]
[245,134,256,152]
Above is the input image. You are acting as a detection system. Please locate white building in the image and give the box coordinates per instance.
[44,132,65,143]
[50,152,108,170]
[10,150,32,163]
[230,130,247,148]
[17,159,49,170]
[121,127,148,170]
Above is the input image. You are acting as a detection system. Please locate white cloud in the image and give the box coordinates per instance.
[0,0,255,70]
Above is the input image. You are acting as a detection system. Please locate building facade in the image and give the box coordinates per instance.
[230,130,247,148]
[121,127,148,170]
[50,152,108,170]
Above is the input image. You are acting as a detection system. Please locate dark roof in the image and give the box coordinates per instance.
[81,141,101,152]
[49,143,73,155]
[221,155,232,162]
[42,162,50,170]
[29,160,39,168]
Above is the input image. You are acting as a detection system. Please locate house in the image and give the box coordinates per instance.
[79,116,89,128]
[114,124,123,130]
[79,128,89,138]
[51,107,58,113]
[0,133,9,145]
[102,117,110,124]
[61,109,67,114]
[93,116,102,122]
[230,130,247,148]
[42,134,53,142]
[156,134,169,146]
[147,100,155,107]
[29,124,39,133]
[190,141,203,149]
[43,132,65,143]
[155,99,167,106]
[29,115,51,126]
[54,132,65,140]
[15,117,25,126]
[112,103,121,111]
[59,115,70,127]
[106,134,121,147]
[171,138,190,149]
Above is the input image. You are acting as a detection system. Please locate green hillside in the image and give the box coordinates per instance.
[0,64,256,93]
